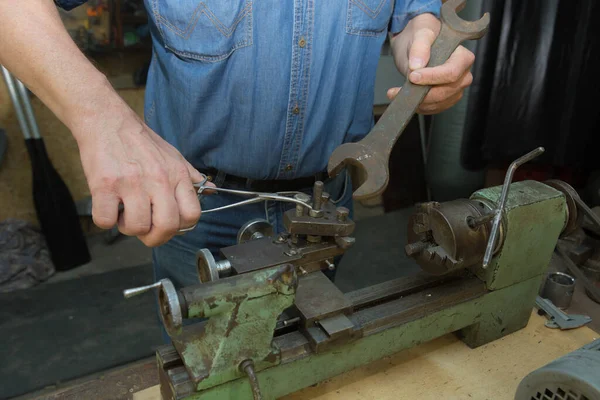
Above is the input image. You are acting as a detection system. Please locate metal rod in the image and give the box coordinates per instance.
[194,185,314,213]
[282,317,301,327]
[312,181,324,211]
[574,196,600,231]
[467,213,495,229]
[239,360,262,400]
[15,78,42,139]
[201,197,266,214]
[482,147,545,269]
[123,281,162,298]
[1,66,31,139]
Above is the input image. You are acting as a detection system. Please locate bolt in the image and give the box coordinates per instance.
[321,192,330,205]
[325,260,335,270]
[405,241,428,256]
[309,209,324,218]
[299,267,308,275]
[294,193,310,217]
[336,206,350,222]
[312,181,324,210]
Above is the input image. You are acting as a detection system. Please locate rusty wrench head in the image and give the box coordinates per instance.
[327,0,490,201]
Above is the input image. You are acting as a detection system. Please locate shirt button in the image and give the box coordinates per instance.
[292,105,300,114]
[299,37,306,48]
[285,164,293,171]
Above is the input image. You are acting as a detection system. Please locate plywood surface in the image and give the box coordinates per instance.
[133,312,597,400]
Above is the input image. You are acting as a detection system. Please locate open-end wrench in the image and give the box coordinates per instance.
[328,0,490,200]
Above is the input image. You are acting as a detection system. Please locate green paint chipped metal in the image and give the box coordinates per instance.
[185,277,542,400]
[177,265,297,391]
[168,180,567,400]
[471,180,567,290]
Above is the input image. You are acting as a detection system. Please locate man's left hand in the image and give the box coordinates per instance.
[388,13,475,115]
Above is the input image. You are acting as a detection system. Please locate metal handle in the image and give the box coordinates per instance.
[123,279,184,336]
[239,360,263,400]
[193,184,314,214]
[481,147,545,269]
[123,281,163,298]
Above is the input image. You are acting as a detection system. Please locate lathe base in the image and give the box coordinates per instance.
[157,273,542,400]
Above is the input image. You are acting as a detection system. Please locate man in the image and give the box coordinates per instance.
[0,0,475,290]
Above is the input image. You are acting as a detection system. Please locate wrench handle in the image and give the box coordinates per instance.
[362,23,474,159]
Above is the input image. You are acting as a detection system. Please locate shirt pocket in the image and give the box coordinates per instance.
[148,0,253,62]
[346,0,393,37]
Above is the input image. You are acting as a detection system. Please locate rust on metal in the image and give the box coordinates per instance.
[406,199,501,275]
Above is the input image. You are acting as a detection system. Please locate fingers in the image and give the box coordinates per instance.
[387,87,401,100]
[408,28,437,71]
[118,195,151,236]
[418,92,463,115]
[386,69,472,104]
[185,161,204,183]
[174,180,201,230]
[422,71,472,103]
[91,191,120,229]
[409,46,475,85]
[138,189,180,247]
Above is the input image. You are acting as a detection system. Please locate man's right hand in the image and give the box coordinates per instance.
[0,0,211,247]
[75,100,206,247]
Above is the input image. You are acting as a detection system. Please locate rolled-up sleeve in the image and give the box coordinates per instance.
[54,0,88,11]
[390,0,441,34]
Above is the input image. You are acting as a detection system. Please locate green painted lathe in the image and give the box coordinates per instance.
[123,148,585,400]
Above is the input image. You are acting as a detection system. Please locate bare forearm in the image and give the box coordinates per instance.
[0,0,121,135]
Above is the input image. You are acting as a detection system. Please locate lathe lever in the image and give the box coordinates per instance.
[481,147,545,268]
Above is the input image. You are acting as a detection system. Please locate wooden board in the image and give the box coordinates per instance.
[132,312,598,400]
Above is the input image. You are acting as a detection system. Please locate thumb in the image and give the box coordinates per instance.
[185,161,204,183]
[186,162,216,192]
[408,28,436,71]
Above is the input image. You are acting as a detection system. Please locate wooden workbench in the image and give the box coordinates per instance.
[130,312,596,400]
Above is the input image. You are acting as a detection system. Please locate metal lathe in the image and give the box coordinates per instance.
[119,1,590,397]
[123,146,586,400]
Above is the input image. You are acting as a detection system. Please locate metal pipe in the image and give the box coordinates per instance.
[1,66,31,139]
[482,147,545,268]
[540,271,575,309]
[15,78,42,139]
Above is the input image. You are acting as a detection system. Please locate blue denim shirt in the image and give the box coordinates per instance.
[58,0,440,180]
